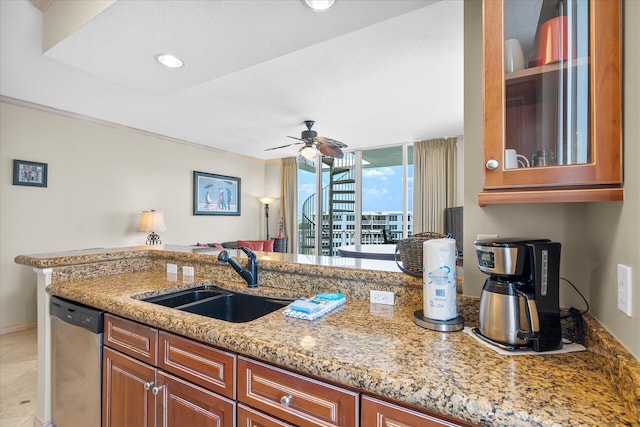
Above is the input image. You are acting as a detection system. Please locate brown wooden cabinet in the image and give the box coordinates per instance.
[238,403,296,427]
[361,396,468,427]
[103,314,472,427]
[156,371,235,427]
[237,356,359,426]
[102,315,236,427]
[479,0,623,205]
[103,346,156,427]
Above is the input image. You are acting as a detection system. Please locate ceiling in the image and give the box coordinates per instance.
[0,0,463,161]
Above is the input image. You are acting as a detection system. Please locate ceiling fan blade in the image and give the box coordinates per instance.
[264,141,303,151]
[315,136,347,148]
[287,135,306,142]
[316,143,344,159]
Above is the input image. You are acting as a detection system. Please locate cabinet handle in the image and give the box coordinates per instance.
[280,395,293,407]
[143,381,154,391]
[152,385,164,395]
[486,159,500,170]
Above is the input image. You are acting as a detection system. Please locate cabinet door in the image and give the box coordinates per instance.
[238,403,296,427]
[103,347,156,427]
[361,396,467,427]
[480,0,622,205]
[238,357,359,427]
[156,371,235,427]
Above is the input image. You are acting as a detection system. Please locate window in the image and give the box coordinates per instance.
[297,144,413,255]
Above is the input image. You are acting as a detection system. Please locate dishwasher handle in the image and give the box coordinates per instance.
[50,296,104,334]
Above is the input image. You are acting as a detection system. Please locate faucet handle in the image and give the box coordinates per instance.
[240,246,257,260]
[217,250,230,262]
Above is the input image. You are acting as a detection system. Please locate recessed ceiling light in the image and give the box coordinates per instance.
[155,54,184,69]
[303,0,336,12]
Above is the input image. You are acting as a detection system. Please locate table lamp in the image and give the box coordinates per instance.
[137,209,167,245]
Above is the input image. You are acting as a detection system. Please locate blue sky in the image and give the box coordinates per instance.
[298,165,413,217]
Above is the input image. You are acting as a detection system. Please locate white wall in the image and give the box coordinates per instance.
[0,102,271,331]
[463,0,640,358]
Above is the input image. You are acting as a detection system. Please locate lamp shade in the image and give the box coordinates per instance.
[300,146,317,160]
[137,210,167,232]
[258,197,275,205]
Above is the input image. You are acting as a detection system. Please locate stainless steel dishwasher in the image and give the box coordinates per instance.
[50,296,104,427]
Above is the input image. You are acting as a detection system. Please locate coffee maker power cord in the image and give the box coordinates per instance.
[560,277,590,344]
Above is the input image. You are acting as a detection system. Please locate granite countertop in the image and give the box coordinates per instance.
[44,267,638,427]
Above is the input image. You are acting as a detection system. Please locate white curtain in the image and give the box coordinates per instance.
[412,137,458,234]
[280,157,298,253]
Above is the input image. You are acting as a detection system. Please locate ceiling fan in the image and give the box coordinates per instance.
[265,120,347,161]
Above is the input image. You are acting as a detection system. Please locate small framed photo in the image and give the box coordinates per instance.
[193,171,241,216]
[13,159,48,187]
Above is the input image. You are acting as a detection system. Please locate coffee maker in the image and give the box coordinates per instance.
[473,238,562,352]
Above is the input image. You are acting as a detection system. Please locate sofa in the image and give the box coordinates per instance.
[196,237,288,253]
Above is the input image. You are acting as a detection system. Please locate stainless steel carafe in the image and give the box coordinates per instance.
[478,279,539,347]
[474,238,562,352]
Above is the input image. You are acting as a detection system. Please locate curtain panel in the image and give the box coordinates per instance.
[412,137,458,234]
[280,157,298,253]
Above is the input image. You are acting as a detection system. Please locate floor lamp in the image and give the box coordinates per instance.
[258,197,275,239]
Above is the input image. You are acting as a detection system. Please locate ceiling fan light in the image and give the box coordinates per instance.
[303,0,335,12]
[300,146,317,159]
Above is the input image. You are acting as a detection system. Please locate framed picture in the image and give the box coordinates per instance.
[193,171,241,216]
[13,159,48,187]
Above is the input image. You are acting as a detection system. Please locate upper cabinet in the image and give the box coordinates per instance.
[479,0,623,206]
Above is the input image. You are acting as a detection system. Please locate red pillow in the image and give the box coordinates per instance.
[237,240,264,251]
[262,239,275,252]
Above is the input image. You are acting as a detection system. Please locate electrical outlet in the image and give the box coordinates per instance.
[617,264,633,317]
[166,263,178,274]
[183,266,194,277]
[370,290,395,305]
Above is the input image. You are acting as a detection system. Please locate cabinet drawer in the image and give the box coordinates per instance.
[238,403,295,427]
[158,331,236,399]
[104,314,158,365]
[238,357,359,427]
[361,395,467,427]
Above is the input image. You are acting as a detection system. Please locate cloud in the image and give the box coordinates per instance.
[362,167,395,180]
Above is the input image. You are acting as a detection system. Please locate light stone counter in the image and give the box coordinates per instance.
[15,246,640,427]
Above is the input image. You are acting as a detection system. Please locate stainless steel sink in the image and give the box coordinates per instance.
[142,285,292,323]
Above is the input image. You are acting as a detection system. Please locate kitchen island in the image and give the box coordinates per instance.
[15,245,640,426]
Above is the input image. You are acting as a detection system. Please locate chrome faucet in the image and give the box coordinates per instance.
[217,247,258,288]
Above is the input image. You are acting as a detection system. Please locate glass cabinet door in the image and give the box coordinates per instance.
[504,0,590,169]
[479,0,622,205]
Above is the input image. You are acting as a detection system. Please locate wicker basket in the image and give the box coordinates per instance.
[395,231,446,277]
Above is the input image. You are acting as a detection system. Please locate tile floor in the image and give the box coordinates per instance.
[0,328,37,427]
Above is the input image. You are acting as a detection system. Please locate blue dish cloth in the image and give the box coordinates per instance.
[283,293,346,320]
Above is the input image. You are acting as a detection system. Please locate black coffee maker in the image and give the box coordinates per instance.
[474,238,562,352]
